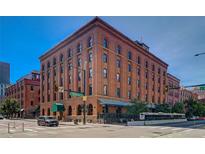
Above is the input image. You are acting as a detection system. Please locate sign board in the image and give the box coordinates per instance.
[139,114,145,120]
[58,87,64,93]
[83,96,87,101]
[200,86,205,90]
[70,91,84,97]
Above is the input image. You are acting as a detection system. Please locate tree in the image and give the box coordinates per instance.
[155,103,172,113]
[127,99,148,114]
[172,102,185,113]
[184,98,205,118]
[0,99,20,119]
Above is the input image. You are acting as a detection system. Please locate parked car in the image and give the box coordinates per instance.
[37,116,59,127]
[198,117,205,120]
[0,114,4,120]
[187,116,199,121]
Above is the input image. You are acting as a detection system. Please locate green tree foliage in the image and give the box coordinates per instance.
[126,99,148,114]
[184,99,205,118]
[0,99,20,118]
[172,102,185,113]
[155,103,172,113]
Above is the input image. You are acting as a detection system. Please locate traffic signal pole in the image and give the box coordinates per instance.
[83,69,86,125]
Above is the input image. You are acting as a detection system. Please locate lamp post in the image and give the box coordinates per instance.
[83,61,87,125]
[194,52,205,57]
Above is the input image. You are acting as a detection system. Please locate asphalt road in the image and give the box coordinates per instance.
[0,119,205,138]
[153,120,205,129]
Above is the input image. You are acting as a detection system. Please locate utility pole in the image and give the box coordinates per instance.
[83,61,87,125]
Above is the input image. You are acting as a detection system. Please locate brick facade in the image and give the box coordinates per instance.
[39,17,168,122]
[166,73,180,105]
[5,71,40,118]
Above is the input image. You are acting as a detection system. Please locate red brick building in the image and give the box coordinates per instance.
[39,17,168,122]
[180,88,194,102]
[166,73,180,105]
[5,71,40,118]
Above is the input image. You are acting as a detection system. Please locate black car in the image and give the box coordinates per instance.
[37,116,59,127]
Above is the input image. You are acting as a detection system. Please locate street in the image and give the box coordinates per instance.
[0,119,205,138]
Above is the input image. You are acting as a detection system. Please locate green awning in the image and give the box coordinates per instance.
[51,103,65,112]
[98,98,131,107]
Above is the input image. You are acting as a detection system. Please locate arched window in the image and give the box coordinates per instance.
[87,104,93,115]
[47,108,50,116]
[68,106,72,116]
[77,105,82,115]
[88,37,93,48]
[42,109,45,116]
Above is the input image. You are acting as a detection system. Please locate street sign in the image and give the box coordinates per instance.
[69,91,84,97]
[83,96,87,101]
[200,86,205,90]
[58,87,64,93]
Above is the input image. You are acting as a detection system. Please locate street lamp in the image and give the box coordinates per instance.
[83,61,87,125]
[194,52,205,56]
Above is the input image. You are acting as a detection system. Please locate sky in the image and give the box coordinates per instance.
[0,16,205,86]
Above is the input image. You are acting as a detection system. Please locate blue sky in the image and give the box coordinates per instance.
[0,16,205,86]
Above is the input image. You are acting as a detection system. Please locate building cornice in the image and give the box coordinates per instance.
[39,17,168,68]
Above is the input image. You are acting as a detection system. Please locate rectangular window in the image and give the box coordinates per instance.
[103,68,108,78]
[103,53,108,63]
[137,56,141,64]
[89,68,92,78]
[128,51,132,60]
[116,88,120,97]
[88,52,93,62]
[145,71,148,79]
[103,38,108,48]
[60,65,64,73]
[103,85,108,96]
[77,58,81,67]
[78,71,81,81]
[128,64,131,72]
[116,59,121,68]
[116,73,120,82]
[89,84,92,95]
[128,77,131,85]
[30,86,34,91]
[116,45,121,54]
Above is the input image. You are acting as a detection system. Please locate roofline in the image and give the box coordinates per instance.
[167,73,180,81]
[39,17,168,67]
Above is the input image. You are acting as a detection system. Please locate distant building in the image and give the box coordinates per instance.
[180,88,194,102]
[190,87,205,103]
[166,73,180,105]
[5,71,40,118]
[0,61,10,102]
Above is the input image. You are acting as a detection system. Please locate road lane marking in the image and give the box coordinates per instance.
[160,127,170,130]
[25,129,38,133]
[171,128,182,131]
[183,129,193,133]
